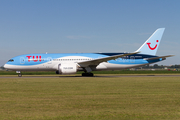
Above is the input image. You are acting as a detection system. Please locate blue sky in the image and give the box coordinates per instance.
[0,0,180,66]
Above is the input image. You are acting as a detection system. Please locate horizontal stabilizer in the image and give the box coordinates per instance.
[144,55,174,60]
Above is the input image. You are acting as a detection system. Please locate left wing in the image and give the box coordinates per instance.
[77,52,140,67]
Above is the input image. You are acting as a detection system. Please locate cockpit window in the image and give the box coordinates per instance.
[8,59,14,62]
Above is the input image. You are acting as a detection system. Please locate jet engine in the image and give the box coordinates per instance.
[56,63,78,74]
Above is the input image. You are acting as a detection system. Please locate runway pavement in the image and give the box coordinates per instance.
[1,74,180,78]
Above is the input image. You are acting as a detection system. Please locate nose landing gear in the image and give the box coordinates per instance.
[16,71,22,77]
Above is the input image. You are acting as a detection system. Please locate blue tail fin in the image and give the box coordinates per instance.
[136,28,165,55]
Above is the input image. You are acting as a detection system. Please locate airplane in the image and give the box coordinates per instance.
[4,28,173,77]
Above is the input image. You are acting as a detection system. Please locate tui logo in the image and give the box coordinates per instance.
[147,40,159,50]
[26,56,41,62]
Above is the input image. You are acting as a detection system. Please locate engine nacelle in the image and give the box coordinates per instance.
[57,63,77,74]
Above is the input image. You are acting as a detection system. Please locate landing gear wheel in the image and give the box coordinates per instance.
[16,71,22,77]
[18,74,22,77]
[82,73,94,77]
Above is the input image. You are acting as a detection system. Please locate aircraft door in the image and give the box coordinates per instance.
[47,57,52,64]
[130,56,135,63]
[20,57,25,64]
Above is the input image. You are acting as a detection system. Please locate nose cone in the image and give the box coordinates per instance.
[3,64,11,70]
[3,64,8,69]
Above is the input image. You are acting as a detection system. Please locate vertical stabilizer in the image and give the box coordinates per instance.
[136,28,165,55]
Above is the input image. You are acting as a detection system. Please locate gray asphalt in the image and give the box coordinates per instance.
[1,75,180,78]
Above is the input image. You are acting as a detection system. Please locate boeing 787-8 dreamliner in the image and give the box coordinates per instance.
[4,28,173,76]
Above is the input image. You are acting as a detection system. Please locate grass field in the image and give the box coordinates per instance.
[0,76,180,120]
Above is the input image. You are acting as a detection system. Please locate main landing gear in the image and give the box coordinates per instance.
[82,73,94,77]
[82,67,94,77]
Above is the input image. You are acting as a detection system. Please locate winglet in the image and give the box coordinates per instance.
[136,28,165,55]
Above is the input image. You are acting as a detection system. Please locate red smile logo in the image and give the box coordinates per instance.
[147,40,159,50]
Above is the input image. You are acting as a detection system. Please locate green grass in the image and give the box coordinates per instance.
[0,76,180,119]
